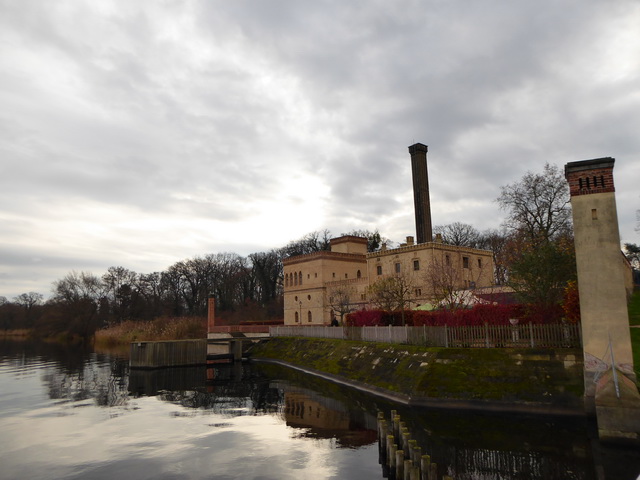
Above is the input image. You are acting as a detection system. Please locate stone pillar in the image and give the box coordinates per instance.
[207,295,216,334]
[565,157,640,444]
[409,143,433,244]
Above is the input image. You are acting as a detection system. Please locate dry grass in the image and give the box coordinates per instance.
[94,316,207,348]
[0,329,31,338]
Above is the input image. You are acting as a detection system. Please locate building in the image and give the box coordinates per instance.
[283,144,495,325]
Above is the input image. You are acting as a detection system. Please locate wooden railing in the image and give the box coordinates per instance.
[270,324,582,348]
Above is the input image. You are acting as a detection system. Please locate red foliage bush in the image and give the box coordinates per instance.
[346,303,566,327]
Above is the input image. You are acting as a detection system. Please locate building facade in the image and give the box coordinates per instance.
[283,234,494,325]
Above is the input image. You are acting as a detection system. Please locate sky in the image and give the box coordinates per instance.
[1,0,639,300]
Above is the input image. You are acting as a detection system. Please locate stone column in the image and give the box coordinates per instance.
[565,157,639,445]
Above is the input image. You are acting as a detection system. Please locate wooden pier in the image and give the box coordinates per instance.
[378,410,453,480]
[130,336,271,368]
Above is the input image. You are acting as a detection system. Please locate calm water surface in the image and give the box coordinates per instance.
[1,340,639,480]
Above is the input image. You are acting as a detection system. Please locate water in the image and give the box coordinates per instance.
[0,340,639,480]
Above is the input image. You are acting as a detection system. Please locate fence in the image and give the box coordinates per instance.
[270,323,582,348]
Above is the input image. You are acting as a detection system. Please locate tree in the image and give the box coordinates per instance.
[497,164,575,307]
[46,271,106,342]
[477,229,510,285]
[102,267,138,325]
[282,229,331,257]
[508,236,576,307]
[341,229,386,252]
[367,271,414,325]
[498,163,572,245]
[326,284,357,324]
[13,292,43,310]
[433,222,481,248]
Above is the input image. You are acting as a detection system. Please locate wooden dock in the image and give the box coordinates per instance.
[130,336,271,368]
[130,339,207,369]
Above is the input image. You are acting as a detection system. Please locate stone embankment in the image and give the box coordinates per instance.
[249,337,585,415]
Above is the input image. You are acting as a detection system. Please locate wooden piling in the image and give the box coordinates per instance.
[420,455,430,480]
[395,450,404,479]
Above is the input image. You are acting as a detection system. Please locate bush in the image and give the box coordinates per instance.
[346,304,565,327]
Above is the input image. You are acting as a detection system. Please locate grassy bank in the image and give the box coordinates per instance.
[249,338,584,408]
[94,316,206,349]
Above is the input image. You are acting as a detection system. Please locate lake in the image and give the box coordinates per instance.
[1,340,639,479]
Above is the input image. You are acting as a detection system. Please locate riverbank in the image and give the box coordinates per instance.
[249,337,586,415]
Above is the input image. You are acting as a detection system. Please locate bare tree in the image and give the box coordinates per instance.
[497,163,572,245]
[326,284,357,325]
[102,266,138,325]
[477,229,510,285]
[13,292,44,310]
[282,229,332,257]
[434,222,481,247]
[367,272,414,325]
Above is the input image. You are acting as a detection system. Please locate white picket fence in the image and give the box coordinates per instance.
[269,324,582,348]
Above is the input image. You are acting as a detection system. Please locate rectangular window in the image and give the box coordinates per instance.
[395,263,401,273]
[376,265,382,275]
[413,260,420,271]
[592,208,598,220]
[445,255,450,266]
[477,258,482,268]
[463,256,469,269]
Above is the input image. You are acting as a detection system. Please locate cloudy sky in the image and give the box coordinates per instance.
[1,1,639,299]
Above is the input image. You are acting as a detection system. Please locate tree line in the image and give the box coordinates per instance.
[0,229,382,341]
[2,163,638,341]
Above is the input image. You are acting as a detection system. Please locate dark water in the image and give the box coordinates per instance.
[0,340,639,480]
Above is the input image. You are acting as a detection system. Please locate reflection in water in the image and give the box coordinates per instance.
[1,341,640,479]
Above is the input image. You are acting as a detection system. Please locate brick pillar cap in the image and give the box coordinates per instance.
[565,157,614,178]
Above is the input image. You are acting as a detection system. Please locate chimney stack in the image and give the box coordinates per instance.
[409,143,433,243]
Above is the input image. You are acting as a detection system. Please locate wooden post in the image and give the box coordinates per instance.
[420,455,430,480]
[428,462,437,480]
[389,443,397,469]
[207,295,216,334]
[403,459,412,480]
[395,450,404,479]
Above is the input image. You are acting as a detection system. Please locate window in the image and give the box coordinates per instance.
[395,263,401,273]
[377,265,382,275]
[445,255,450,266]
[345,273,348,279]
[285,274,289,287]
[332,272,336,278]
[361,293,366,300]
[415,288,422,296]
[295,312,299,323]
[294,296,298,301]
[477,258,482,268]
[413,260,420,271]
[463,256,469,269]
[357,270,361,278]
[299,271,302,285]
[592,208,598,220]
[307,295,311,300]
[307,274,310,279]
[294,274,298,286]
[307,311,312,322]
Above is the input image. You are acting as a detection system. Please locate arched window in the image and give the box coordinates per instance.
[299,271,303,286]
[285,274,289,287]
[294,273,298,286]
[357,270,361,278]
[295,312,299,323]
[307,311,312,323]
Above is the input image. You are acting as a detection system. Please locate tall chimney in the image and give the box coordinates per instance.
[409,143,432,243]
